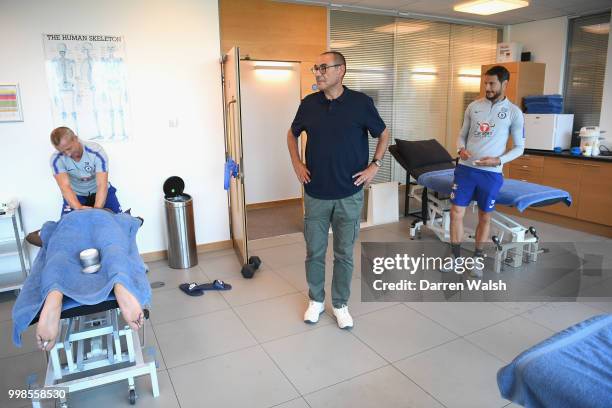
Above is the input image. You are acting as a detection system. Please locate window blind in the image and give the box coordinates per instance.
[329,11,395,184]
[564,12,611,134]
[447,24,499,150]
[330,10,499,184]
[392,19,451,184]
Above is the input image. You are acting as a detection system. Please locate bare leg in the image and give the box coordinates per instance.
[475,210,492,250]
[36,290,63,351]
[114,283,144,331]
[450,205,466,244]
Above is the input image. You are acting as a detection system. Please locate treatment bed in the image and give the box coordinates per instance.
[389,139,572,273]
[12,210,158,407]
[498,313,612,408]
[27,296,159,408]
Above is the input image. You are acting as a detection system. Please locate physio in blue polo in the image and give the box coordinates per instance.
[49,126,122,217]
[287,51,390,329]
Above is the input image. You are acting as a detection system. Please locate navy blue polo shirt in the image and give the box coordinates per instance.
[291,86,386,200]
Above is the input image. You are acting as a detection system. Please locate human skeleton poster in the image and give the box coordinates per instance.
[43,34,130,142]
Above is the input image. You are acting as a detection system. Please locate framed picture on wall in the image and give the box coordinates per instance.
[0,84,24,122]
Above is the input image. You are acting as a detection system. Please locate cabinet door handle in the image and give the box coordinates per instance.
[582,163,600,168]
[563,162,581,166]
[521,165,528,169]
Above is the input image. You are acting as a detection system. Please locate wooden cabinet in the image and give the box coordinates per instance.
[536,159,581,218]
[507,155,612,226]
[480,62,545,109]
[576,162,612,226]
[508,155,544,184]
[511,155,545,168]
[509,167,542,183]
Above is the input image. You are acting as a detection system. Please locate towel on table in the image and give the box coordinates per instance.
[11,209,151,346]
[498,314,612,408]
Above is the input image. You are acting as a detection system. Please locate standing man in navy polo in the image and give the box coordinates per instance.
[49,126,122,217]
[287,51,390,329]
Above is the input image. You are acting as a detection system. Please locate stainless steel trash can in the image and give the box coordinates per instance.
[164,177,198,268]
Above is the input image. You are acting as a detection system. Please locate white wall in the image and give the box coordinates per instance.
[0,0,228,253]
[240,61,302,205]
[599,24,612,134]
[505,16,569,94]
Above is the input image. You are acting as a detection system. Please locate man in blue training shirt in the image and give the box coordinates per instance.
[287,51,390,329]
[449,65,525,274]
[49,127,121,217]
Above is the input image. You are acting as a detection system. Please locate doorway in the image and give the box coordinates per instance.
[239,59,303,241]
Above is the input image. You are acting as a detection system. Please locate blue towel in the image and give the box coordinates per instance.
[417,168,572,212]
[11,210,151,346]
[498,314,612,408]
[524,94,564,114]
[523,94,563,103]
[524,103,563,114]
[524,101,563,106]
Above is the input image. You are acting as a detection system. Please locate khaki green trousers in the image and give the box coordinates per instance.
[304,190,364,308]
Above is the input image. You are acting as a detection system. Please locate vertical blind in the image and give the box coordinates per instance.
[330,11,499,184]
[564,12,611,134]
[330,11,395,184]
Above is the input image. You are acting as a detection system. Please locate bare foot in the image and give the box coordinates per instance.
[36,290,63,351]
[114,283,144,332]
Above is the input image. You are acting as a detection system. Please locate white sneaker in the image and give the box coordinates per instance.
[304,300,325,324]
[332,305,353,329]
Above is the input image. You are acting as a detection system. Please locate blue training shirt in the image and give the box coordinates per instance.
[49,140,109,196]
[291,86,386,200]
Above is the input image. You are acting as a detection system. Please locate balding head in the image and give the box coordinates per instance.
[314,51,347,92]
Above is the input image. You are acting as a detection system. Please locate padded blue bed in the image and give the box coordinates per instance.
[12,210,151,346]
[417,168,572,212]
[498,314,612,408]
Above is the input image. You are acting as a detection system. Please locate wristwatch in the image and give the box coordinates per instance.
[372,158,383,167]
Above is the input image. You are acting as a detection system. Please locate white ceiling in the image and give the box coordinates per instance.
[282,0,611,25]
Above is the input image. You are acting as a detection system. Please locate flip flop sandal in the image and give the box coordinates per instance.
[193,279,232,291]
[179,282,205,296]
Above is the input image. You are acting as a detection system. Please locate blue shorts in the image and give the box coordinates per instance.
[61,184,122,217]
[450,164,503,212]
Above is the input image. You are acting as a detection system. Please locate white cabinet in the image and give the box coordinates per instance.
[0,201,31,293]
[524,114,574,151]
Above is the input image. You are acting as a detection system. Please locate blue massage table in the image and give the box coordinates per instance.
[498,314,612,408]
[413,168,571,273]
[417,168,572,213]
[12,210,159,407]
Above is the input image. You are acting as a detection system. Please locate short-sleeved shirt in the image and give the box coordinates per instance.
[50,140,109,196]
[291,86,386,200]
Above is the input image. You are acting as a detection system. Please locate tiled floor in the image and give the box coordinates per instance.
[1,215,610,408]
